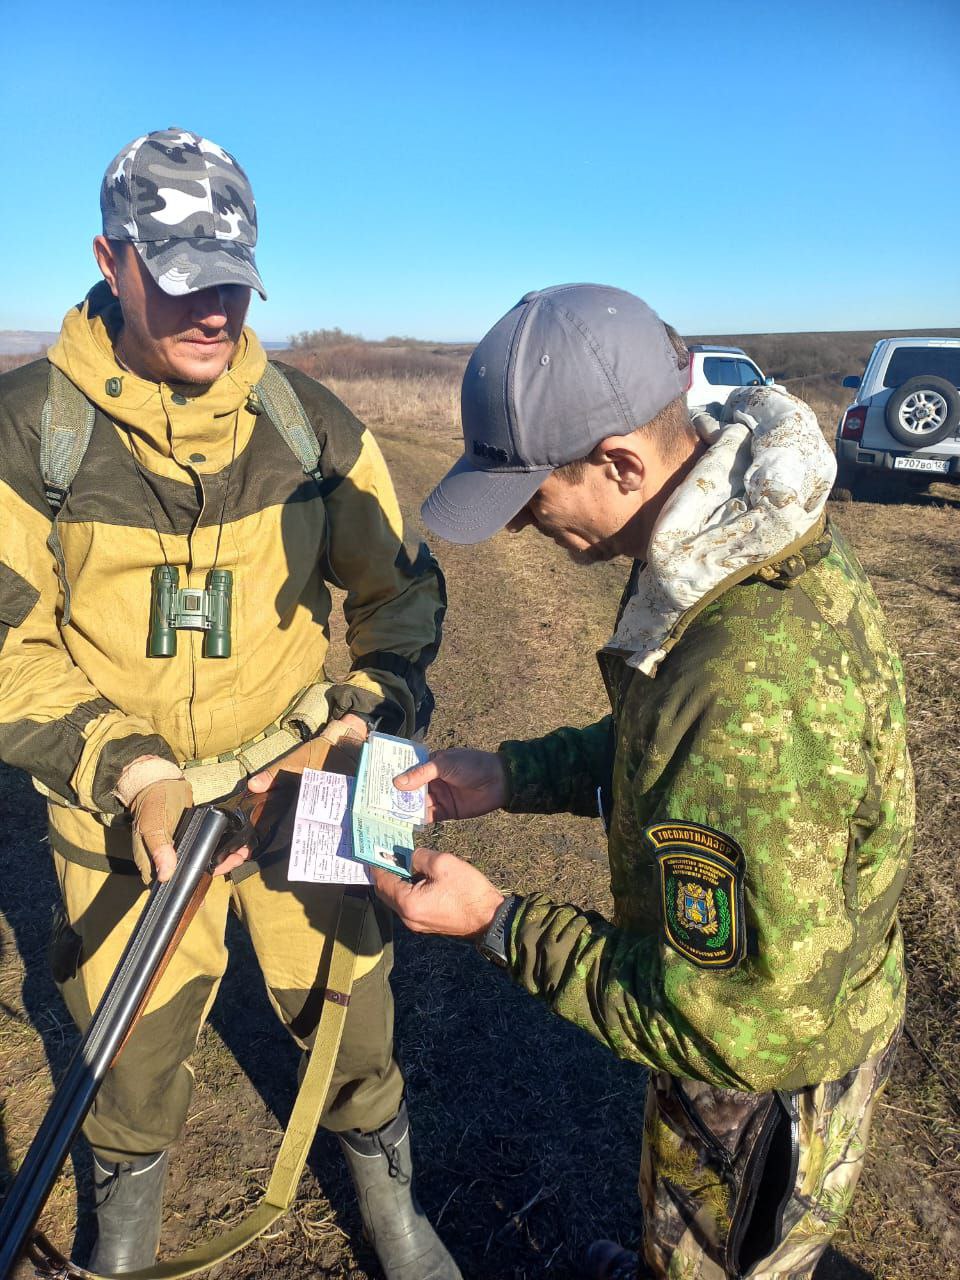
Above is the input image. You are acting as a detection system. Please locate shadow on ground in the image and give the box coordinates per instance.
[0,756,899,1278]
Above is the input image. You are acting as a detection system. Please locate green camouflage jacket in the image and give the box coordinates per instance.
[499,524,912,1091]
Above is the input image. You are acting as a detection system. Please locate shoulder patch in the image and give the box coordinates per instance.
[645,822,746,970]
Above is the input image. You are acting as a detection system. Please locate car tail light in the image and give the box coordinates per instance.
[839,407,868,441]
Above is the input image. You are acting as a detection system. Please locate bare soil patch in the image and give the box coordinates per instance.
[1,376,957,1279]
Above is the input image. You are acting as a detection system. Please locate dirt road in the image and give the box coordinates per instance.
[1,396,958,1279]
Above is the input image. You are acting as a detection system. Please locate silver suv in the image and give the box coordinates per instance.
[835,337,960,497]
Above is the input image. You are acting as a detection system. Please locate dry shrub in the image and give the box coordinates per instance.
[0,351,43,374]
[280,340,469,382]
[321,373,460,428]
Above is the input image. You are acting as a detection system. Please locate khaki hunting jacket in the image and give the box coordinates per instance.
[0,284,445,869]
[499,525,912,1092]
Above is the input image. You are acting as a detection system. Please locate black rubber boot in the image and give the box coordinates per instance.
[583,1238,644,1279]
[338,1103,461,1280]
[87,1149,168,1274]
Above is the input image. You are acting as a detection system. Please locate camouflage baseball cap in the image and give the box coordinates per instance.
[100,128,266,299]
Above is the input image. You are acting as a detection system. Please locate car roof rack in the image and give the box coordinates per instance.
[686,344,747,355]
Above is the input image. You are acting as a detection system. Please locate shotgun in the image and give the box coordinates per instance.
[0,780,294,1279]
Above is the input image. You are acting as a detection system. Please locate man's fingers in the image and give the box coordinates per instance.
[152,843,178,884]
[214,847,251,877]
[247,767,276,793]
[369,865,416,909]
[409,846,441,876]
[394,760,439,790]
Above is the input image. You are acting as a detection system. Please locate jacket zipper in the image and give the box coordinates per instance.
[673,1081,735,1172]
[772,1090,800,1245]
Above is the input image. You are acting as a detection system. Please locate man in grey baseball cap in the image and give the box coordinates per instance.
[422,284,687,547]
[374,285,910,1278]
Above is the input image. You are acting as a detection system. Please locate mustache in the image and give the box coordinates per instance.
[176,330,234,344]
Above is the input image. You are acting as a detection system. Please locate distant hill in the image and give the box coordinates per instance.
[4,326,958,391]
[0,331,58,355]
[278,325,960,388]
[0,331,288,357]
[687,328,960,384]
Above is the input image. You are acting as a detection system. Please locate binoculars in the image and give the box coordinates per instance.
[148,565,233,658]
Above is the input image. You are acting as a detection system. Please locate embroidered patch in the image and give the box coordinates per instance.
[646,822,746,970]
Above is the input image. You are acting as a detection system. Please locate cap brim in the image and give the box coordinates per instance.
[421,454,551,544]
[134,238,267,300]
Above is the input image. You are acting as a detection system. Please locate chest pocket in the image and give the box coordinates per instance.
[0,561,40,652]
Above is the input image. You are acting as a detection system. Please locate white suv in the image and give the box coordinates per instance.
[835,337,960,496]
[685,345,771,414]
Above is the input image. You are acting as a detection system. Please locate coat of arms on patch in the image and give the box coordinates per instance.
[645,822,746,969]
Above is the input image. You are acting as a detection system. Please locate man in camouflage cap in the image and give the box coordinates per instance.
[374,285,912,1278]
[0,129,460,1278]
[100,127,267,299]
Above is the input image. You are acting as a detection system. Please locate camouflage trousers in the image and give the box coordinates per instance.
[638,1028,900,1279]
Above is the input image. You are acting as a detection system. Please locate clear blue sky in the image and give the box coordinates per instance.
[2,0,957,342]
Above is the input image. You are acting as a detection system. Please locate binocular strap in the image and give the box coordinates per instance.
[27,891,370,1280]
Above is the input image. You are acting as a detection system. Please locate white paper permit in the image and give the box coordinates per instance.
[288,769,371,885]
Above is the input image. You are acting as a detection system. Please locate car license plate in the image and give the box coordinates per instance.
[893,456,949,473]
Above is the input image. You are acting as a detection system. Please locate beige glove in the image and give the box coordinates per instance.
[247,714,369,795]
[115,756,194,885]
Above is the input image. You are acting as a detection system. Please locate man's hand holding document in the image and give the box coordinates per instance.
[288,732,429,884]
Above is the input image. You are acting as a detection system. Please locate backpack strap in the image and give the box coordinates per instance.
[40,365,97,514]
[253,362,325,486]
[40,365,97,625]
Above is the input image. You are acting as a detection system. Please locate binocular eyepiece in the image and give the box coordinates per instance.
[148,565,233,659]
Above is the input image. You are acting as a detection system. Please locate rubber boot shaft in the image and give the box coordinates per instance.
[87,1150,168,1274]
[338,1102,461,1280]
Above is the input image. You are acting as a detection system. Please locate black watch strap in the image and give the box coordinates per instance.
[477,894,521,968]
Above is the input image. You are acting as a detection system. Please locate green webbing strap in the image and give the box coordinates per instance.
[39,367,96,626]
[30,892,369,1280]
[253,364,324,482]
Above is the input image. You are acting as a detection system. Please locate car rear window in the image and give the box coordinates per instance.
[883,347,960,389]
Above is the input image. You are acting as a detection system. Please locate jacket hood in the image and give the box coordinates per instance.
[46,281,268,476]
[605,385,837,674]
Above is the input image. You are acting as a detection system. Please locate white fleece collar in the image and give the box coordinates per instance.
[605,386,836,674]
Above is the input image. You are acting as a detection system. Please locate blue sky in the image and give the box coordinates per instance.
[2,0,957,342]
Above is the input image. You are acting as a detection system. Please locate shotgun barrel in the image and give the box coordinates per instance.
[0,803,238,1278]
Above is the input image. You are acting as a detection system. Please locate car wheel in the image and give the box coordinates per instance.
[884,375,960,447]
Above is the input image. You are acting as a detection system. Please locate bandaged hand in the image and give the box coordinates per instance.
[115,756,193,885]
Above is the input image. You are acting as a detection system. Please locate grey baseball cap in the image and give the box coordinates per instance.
[100,128,267,299]
[421,284,687,544]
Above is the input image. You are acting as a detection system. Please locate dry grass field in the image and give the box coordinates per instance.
[1,353,958,1280]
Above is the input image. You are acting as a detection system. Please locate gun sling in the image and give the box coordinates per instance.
[22,890,369,1280]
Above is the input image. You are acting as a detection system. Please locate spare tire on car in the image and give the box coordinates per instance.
[884,375,960,447]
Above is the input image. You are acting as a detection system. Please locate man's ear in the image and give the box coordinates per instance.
[597,436,645,493]
[93,235,122,297]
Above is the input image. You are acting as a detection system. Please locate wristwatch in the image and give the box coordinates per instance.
[476,894,521,969]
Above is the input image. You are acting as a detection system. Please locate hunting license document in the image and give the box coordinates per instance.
[287,733,429,883]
